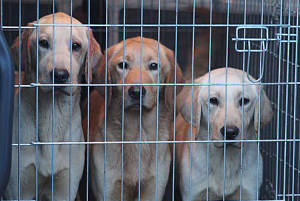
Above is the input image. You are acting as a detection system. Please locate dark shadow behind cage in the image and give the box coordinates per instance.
[0,30,14,197]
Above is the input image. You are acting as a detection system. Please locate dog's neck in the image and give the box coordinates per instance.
[16,75,81,142]
[19,85,80,111]
[105,98,171,141]
[195,121,257,174]
[194,126,258,197]
[19,75,80,109]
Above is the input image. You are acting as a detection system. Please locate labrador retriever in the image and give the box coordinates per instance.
[173,68,273,200]
[82,37,185,201]
[4,12,101,201]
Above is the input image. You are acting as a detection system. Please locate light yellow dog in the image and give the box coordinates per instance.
[174,68,273,200]
[4,12,101,200]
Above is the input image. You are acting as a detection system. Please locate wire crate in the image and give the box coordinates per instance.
[0,0,299,200]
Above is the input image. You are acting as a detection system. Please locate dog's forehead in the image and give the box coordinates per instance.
[113,40,167,62]
[200,69,257,98]
[31,13,86,40]
[37,26,85,38]
[30,27,87,47]
[39,12,82,25]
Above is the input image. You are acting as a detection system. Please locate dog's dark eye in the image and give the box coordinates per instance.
[149,63,158,71]
[39,40,49,49]
[239,98,250,106]
[118,62,128,70]
[72,43,81,52]
[210,97,219,105]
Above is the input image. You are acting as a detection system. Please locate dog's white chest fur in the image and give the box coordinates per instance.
[91,102,171,200]
[180,142,262,199]
[104,106,170,183]
[13,89,83,177]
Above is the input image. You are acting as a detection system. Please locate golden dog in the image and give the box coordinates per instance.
[82,37,185,201]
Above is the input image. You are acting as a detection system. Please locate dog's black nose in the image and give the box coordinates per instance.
[128,86,146,99]
[50,69,69,83]
[220,126,239,140]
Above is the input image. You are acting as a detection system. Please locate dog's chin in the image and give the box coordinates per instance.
[54,87,71,96]
[213,142,241,149]
[39,86,71,96]
[124,103,153,112]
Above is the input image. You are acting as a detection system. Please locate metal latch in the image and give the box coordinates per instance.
[232,26,269,83]
[233,25,298,82]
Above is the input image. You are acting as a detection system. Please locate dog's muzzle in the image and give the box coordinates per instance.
[220,125,239,140]
[215,125,241,148]
[127,86,147,108]
[50,69,71,95]
[50,69,69,84]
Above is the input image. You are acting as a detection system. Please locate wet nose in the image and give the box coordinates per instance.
[128,86,146,99]
[220,125,239,140]
[50,69,69,84]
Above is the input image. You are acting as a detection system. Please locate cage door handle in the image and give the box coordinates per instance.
[233,26,268,83]
[246,41,265,83]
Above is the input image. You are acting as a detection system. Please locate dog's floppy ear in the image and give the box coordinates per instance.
[85,28,102,83]
[180,86,201,132]
[254,86,273,133]
[164,47,185,111]
[10,22,34,77]
[93,47,115,106]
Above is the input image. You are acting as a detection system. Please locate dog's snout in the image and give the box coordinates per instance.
[220,126,239,140]
[50,69,69,83]
[128,86,146,99]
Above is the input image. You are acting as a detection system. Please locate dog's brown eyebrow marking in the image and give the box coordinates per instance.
[71,35,82,43]
[125,54,134,62]
[202,89,220,101]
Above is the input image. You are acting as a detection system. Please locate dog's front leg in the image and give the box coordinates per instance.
[134,177,157,201]
[4,163,37,200]
[137,158,170,201]
[39,155,84,201]
[39,168,71,201]
[227,187,256,200]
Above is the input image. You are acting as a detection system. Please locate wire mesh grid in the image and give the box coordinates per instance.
[0,0,299,200]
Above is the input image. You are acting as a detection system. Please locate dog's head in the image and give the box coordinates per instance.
[180,68,273,148]
[10,12,101,95]
[94,37,185,111]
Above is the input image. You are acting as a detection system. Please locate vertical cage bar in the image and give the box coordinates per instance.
[86,0,91,199]
[275,0,284,199]
[222,0,231,199]
[239,0,248,200]
[17,0,22,199]
[103,0,109,199]
[205,0,213,200]
[283,0,292,198]
[121,0,126,200]
[187,0,196,200]
[69,1,74,200]
[291,1,299,200]
[256,0,264,200]
[51,2,55,200]
[35,0,40,200]
[154,0,161,200]
[173,0,179,200]
[138,0,144,199]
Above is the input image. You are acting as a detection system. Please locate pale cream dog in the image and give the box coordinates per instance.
[82,37,185,201]
[173,68,273,200]
[4,12,101,200]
